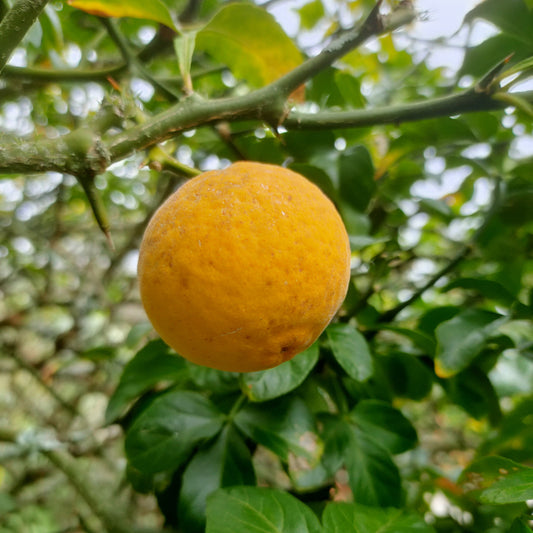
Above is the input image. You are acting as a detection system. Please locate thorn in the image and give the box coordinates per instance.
[104,229,115,252]
[476,53,515,93]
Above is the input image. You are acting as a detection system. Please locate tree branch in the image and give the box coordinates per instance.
[264,1,417,100]
[0,0,50,74]
[284,89,516,129]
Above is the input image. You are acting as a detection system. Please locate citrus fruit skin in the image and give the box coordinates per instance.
[138,161,351,372]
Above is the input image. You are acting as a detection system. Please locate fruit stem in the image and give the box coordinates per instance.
[227,393,247,421]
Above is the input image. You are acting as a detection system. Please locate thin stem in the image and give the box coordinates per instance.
[101,17,180,101]
[378,178,503,323]
[227,394,247,421]
[2,63,128,82]
[0,0,50,74]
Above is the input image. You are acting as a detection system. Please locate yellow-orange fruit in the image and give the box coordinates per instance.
[138,161,351,372]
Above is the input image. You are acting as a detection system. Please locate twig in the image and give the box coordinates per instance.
[378,178,503,323]
[100,17,180,101]
[0,0,50,74]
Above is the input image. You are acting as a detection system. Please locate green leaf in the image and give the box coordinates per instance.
[458,456,530,493]
[188,365,241,394]
[443,367,502,424]
[509,518,533,533]
[288,163,337,201]
[326,323,374,382]
[319,414,354,476]
[205,487,322,533]
[335,72,366,109]
[418,306,461,336]
[464,0,533,47]
[196,4,303,88]
[178,425,256,533]
[459,456,533,504]
[351,400,418,455]
[298,0,325,30]
[125,389,225,473]
[106,340,188,423]
[338,145,376,213]
[241,343,319,402]
[174,32,197,92]
[443,278,519,306]
[374,325,436,355]
[68,0,180,32]
[234,396,322,464]
[435,309,504,377]
[480,469,533,504]
[345,428,403,507]
[460,34,530,78]
[379,353,434,400]
[322,502,436,533]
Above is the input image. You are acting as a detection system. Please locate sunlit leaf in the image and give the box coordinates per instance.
[68,0,179,32]
[435,309,505,377]
[196,4,303,90]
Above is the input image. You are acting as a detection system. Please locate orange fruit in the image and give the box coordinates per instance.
[138,161,351,372]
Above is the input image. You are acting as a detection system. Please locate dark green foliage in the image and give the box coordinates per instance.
[1,0,533,532]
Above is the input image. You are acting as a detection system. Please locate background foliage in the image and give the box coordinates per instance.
[1,0,533,532]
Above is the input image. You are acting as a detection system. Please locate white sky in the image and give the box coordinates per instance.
[410,0,483,39]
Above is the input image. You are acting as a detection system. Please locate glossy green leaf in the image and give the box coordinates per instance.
[345,428,403,507]
[106,340,188,423]
[196,4,303,88]
[435,309,504,377]
[322,502,435,533]
[205,487,322,533]
[338,145,375,212]
[68,0,180,32]
[351,400,418,455]
[178,425,255,533]
[234,396,322,464]
[125,389,225,473]
[326,323,374,382]
[480,469,533,504]
[241,343,318,402]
